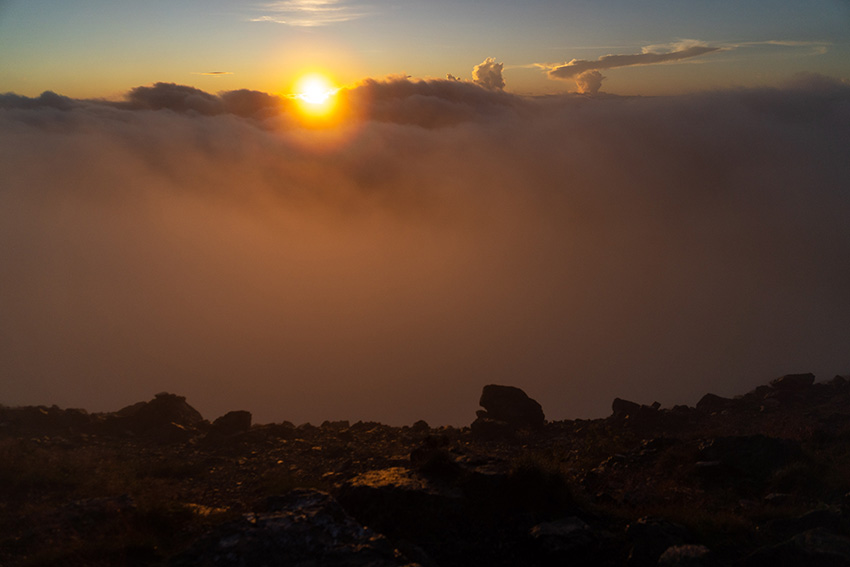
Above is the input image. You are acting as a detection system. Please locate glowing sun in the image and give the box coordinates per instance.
[293,73,338,119]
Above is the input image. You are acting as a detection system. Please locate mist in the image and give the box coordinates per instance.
[2,75,849,425]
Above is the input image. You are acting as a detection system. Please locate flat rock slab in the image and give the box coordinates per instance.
[171,488,420,567]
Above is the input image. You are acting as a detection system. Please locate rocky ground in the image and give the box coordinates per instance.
[2,374,850,566]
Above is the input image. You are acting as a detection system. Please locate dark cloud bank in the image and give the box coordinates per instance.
[2,75,849,425]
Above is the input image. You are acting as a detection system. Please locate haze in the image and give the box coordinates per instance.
[2,72,849,425]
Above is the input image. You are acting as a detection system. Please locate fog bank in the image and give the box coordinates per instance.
[2,76,849,425]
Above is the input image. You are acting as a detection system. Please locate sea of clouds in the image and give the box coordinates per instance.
[1,74,849,425]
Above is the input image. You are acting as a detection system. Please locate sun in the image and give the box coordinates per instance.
[292,73,338,119]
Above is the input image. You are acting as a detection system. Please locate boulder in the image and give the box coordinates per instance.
[478,385,545,429]
[743,528,850,567]
[210,410,252,436]
[696,435,802,486]
[529,517,604,564]
[100,393,205,441]
[470,416,517,440]
[770,373,815,390]
[171,489,421,567]
[658,545,712,566]
[612,397,641,417]
[410,435,462,479]
[626,517,690,567]
[336,467,464,540]
[767,507,843,538]
[696,393,735,413]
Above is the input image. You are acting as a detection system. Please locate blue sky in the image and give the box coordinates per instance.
[1,0,849,96]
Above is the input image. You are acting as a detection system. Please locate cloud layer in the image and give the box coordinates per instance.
[1,75,849,425]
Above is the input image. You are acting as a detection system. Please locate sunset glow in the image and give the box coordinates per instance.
[0,0,849,427]
[292,73,338,119]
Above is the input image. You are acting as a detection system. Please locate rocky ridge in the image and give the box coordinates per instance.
[1,374,850,566]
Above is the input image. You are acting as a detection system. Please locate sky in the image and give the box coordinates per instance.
[1,1,850,426]
[1,0,849,97]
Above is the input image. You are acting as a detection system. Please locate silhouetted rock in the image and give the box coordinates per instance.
[743,528,850,567]
[410,435,462,479]
[9,371,850,567]
[696,393,735,413]
[770,373,815,390]
[696,435,802,489]
[171,488,421,567]
[612,397,641,417]
[477,384,545,429]
[337,467,463,540]
[0,405,93,437]
[210,410,252,436]
[657,545,712,566]
[530,516,604,564]
[767,507,843,538]
[626,517,690,567]
[470,415,516,440]
[104,393,205,440]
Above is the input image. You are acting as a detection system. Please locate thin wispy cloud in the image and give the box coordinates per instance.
[250,0,368,26]
[539,40,721,94]
[194,71,235,76]
[732,40,831,55]
[546,42,721,80]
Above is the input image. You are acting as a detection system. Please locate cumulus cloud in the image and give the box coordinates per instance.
[1,75,849,425]
[545,42,720,92]
[250,0,367,26]
[575,70,604,95]
[472,57,506,90]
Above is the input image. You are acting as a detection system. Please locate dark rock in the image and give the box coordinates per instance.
[125,393,205,427]
[478,384,545,429]
[743,528,850,567]
[767,507,843,538]
[696,393,735,413]
[470,416,516,440]
[336,466,464,541]
[658,545,712,566]
[612,397,641,417]
[696,435,802,487]
[0,405,95,437]
[410,435,462,479]
[171,488,421,567]
[104,393,205,440]
[829,375,848,388]
[530,517,604,564]
[210,410,252,436]
[626,517,690,567]
[770,373,815,390]
[63,495,137,530]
